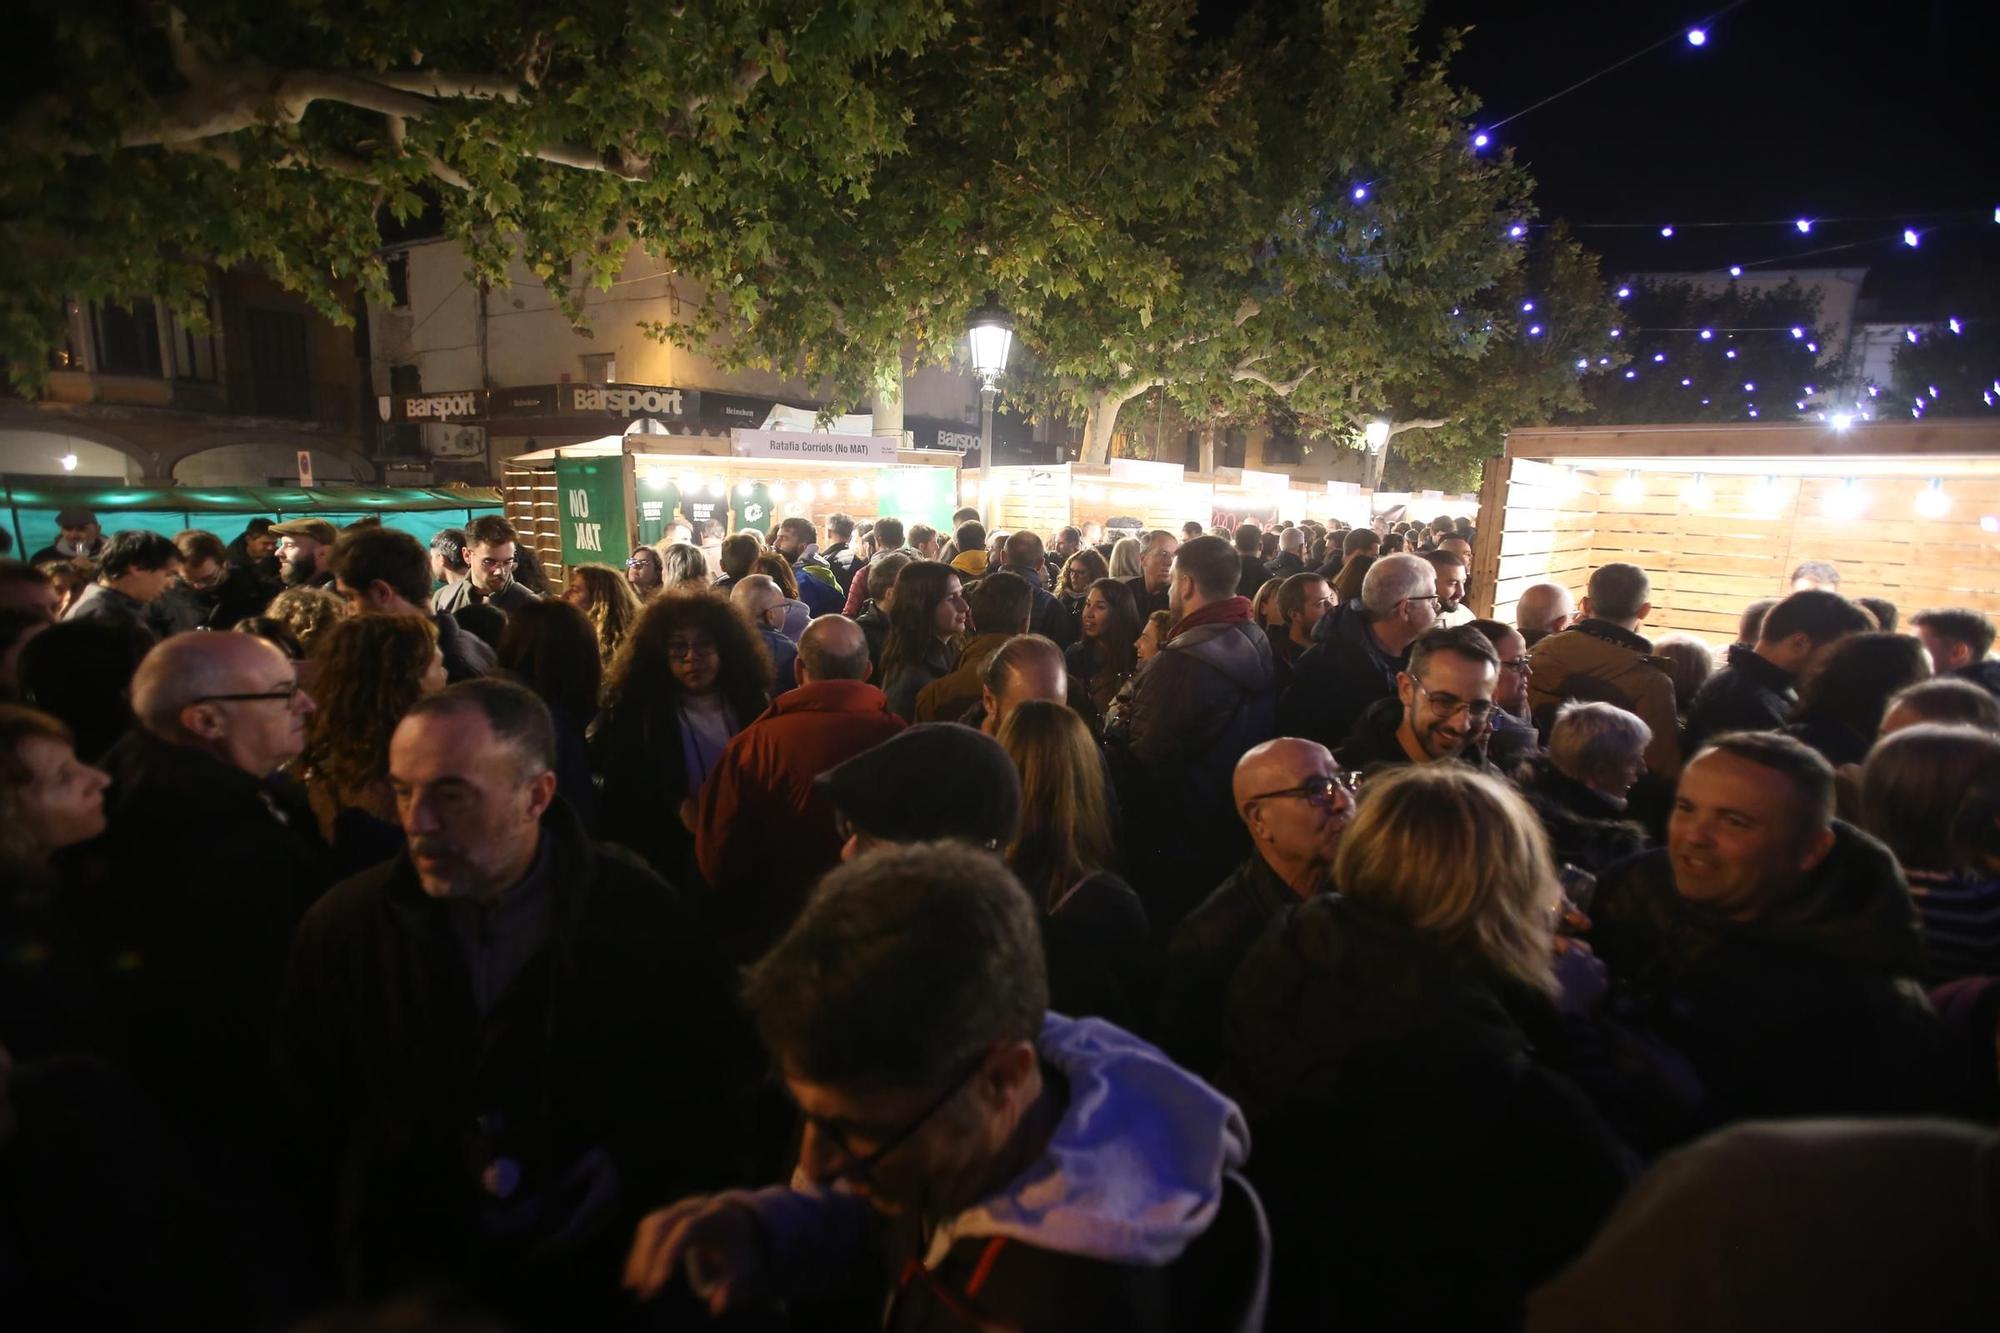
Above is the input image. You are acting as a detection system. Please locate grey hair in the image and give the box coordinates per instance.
[1108,536,1144,580]
[1550,701,1653,788]
[1361,552,1436,618]
[659,542,710,589]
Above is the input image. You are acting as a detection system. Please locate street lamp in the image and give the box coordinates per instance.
[966,294,1015,469]
[1361,418,1392,492]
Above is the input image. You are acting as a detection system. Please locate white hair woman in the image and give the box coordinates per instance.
[1518,701,1654,877]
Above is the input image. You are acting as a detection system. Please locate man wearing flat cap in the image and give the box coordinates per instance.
[268,517,340,590]
[29,507,106,566]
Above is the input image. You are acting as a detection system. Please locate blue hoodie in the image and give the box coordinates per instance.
[736,1014,1250,1303]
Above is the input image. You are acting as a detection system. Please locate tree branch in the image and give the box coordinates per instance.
[364,72,527,102]
[1388,418,1449,436]
[1232,363,1316,397]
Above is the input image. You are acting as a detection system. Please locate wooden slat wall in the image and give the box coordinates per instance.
[1488,463,2000,646]
[502,465,566,584]
[1481,456,1602,627]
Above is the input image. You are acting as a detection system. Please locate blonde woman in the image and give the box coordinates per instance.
[1222,764,1630,1330]
[1108,535,1144,581]
[997,699,1149,1028]
[563,562,644,667]
[659,541,712,592]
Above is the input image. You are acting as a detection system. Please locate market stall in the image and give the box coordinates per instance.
[968,459,1213,537]
[502,431,962,581]
[1470,419,2000,641]
[2,480,502,556]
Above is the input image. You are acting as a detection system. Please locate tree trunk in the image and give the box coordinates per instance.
[1198,423,1216,473]
[1080,392,1120,465]
[870,354,907,447]
[1363,440,1389,492]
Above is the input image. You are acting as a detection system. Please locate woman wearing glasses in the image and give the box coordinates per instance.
[591,589,773,882]
[1222,765,1631,1330]
[297,613,447,874]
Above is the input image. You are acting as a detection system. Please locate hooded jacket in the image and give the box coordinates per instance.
[733,1015,1252,1333]
[1590,825,1956,1127]
[1684,642,1795,753]
[1277,598,1406,751]
[1112,609,1275,929]
[1527,619,1683,779]
[1221,894,1632,1330]
[1520,760,1651,878]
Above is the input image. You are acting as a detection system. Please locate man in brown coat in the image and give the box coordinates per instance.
[1526,563,1681,781]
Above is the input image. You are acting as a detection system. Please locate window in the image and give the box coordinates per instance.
[580,352,616,384]
[245,308,312,418]
[386,253,410,309]
[92,299,163,376]
[167,302,218,381]
[1219,426,1248,470]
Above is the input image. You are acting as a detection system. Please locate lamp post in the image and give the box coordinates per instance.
[966,294,1015,467]
[1362,417,1391,491]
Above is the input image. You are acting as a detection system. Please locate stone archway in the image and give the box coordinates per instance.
[0,417,160,483]
[164,428,377,486]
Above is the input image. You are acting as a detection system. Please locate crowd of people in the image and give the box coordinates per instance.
[2,499,1998,1331]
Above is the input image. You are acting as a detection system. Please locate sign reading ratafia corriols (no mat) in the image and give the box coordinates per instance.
[730,429,898,464]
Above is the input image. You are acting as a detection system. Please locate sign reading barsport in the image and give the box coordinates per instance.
[569,385,690,419]
[400,390,486,421]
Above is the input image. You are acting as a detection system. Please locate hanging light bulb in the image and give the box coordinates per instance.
[1903,228,1921,248]
[797,482,817,504]
[1748,475,1784,515]
[677,473,698,494]
[1682,473,1713,509]
[1660,225,1676,238]
[1700,329,1714,340]
[1616,286,1632,299]
[1472,131,1491,149]
[1949,317,1963,334]
[1791,327,1805,339]
[1726,349,1739,360]
[707,475,726,496]
[1795,218,1813,234]
[1686,27,1707,46]
[1728,266,1743,278]
[1521,300,1536,313]
[770,481,790,502]
[1915,478,1951,518]
[1614,470,1645,504]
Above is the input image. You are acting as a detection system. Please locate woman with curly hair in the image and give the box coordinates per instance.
[297,613,445,872]
[562,561,643,668]
[592,588,773,882]
[878,561,968,720]
[1057,547,1109,641]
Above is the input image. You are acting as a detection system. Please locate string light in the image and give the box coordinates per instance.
[1472,131,1490,149]
[1725,349,1738,359]
[1522,301,1536,312]
[1682,473,1713,509]
[1609,328,1623,338]
[1795,219,1813,234]
[1903,228,1921,247]
[1806,342,1818,353]
[1907,328,1920,344]
[1915,478,1951,518]
[1743,382,1756,391]
[1929,385,1941,399]
[1527,324,1544,336]
[1728,265,1743,277]
[1508,224,1527,239]
[1950,318,1963,334]
[1660,225,1676,238]
[1616,286,1632,299]
[1682,377,1694,386]
[1575,358,1590,369]
[1624,369,1638,379]
[1614,470,1645,503]
[1598,356,1611,365]
[1700,328,1714,340]
[1791,327,1805,339]
[1686,28,1707,46]
[1748,407,1759,417]
[1352,185,1369,201]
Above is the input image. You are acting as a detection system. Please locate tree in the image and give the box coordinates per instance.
[2,1,950,389]
[1566,278,1838,427]
[1892,318,2000,420]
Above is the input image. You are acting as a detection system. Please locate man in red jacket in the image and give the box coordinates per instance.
[695,614,907,963]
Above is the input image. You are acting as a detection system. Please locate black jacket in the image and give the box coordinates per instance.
[1684,643,1796,752]
[87,729,331,1143]
[1019,576,1076,649]
[279,799,751,1325]
[856,602,891,673]
[1336,694,1511,778]
[1520,761,1651,878]
[589,693,704,882]
[1160,853,1306,1079]
[1590,825,1957,1129]
[1222,895,1632,1330]
[1267,551,1305,580]
[1110,614,1275,932]
[1956,659,2000,699]
[1040,871,1153,1032]
[1278,598,1407,752]
[434,608,496,682]
[1236,553,1270,599]
[147,564,273,634]
[1124,574,1170,619]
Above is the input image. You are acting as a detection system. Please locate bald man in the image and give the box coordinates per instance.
[1516,582,1577,648]
[976,633,1067,735]
[1160,737,1355,1077]
[731,573,798,691]
[695,614,907,962]
[90,631,332,1219]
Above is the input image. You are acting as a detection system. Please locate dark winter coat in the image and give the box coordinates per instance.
[1236,553,1271,600]
[434,608,496,682]
[590,688,748,884]
[279,799,752,1326]
[1955,658,2000,699]
[1040,870,1153,1032]
[1527,619,1683,780]
[1590,825,1957,1128]
[1221,895,1633,1330]
[855,602,891,673]
[1684,643,1796,753]
[1336,694,1512,779]
[147,563,273,634]
[87,729,331,1144]
[1277,598,1407,752]
[1520,761,1651,878]
[1160,853,1308,1079]
[1123,574,1171,620]
[1110,614,1275,932]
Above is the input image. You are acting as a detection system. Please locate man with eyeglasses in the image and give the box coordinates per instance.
[431,515,539,619]
[1162,737,1356,1079]
[1339,623,1503,775]
[730,574,799,692]
[1470,616,1543,771]
[149,529,270,634]
[624,841,1256,1329]
[1280,552,1440,753]
[85,632,330,1271]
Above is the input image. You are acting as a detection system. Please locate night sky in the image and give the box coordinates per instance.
[1416,0,2000,313]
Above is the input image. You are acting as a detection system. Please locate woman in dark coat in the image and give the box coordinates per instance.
[1062,576,1141,737]
[498,598,606,835]
[878,561,966,720]
[591,589,771,884]
[1222,765,1632,1331]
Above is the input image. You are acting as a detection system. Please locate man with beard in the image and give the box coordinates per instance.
[1161,737,1356,1078]
[431,515,540,618]
[269,517,339,591]
[1422,547,1473,628]
[1339,623,1502,775]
